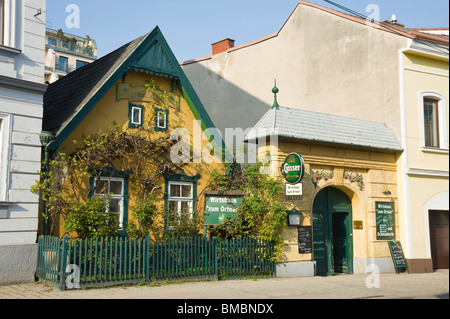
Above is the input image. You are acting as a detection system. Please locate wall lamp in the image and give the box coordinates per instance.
[287,209,302,226]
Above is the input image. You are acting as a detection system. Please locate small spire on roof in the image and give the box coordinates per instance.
[272,79,280,110]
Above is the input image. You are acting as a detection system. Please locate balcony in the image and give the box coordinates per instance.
[55,62,75,74]
[45,59,76,74]
[47,38,96,58]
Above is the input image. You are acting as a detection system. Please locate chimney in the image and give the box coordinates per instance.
[212,38,235,55]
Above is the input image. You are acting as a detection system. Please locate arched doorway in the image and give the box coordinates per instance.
[313,187,353,276]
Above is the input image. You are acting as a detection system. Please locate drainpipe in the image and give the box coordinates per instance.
[39,132,56,236]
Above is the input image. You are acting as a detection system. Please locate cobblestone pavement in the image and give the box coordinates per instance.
[0,270,448,300]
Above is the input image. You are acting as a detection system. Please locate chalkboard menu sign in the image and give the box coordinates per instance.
[298,226,313,254]
[388,241,408,269]
[313,213,327,275]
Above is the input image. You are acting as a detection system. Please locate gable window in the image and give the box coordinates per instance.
[420,92,448,151]
[155,108,168,131]
[94,177,126,230]
[167,181,194,227]
[128,104,144,128]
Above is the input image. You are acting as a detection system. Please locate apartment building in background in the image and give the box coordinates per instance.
[44,28,97,83]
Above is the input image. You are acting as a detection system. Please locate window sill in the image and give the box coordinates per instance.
[0,45,22,55]
[0,202,12,219]
[421,147,449,154]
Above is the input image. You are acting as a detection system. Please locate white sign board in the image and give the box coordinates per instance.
[286,183,303,196]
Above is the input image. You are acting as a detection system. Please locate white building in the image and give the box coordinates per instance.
[0,0,47,285]
[44,28,97,84]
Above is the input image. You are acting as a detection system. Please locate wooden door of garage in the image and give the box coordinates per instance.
[429,210,449,269]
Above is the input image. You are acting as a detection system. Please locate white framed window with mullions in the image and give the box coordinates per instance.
[419,91,448,152]
[0,113,11,202]
[167,181,194,227]
[94,176,125,230]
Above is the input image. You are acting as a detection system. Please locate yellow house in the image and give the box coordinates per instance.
[398,42,449,272]
[39,27,223,238]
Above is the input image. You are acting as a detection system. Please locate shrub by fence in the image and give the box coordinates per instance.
[36,235,276,290]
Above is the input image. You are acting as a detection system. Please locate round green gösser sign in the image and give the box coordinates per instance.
[281,153,305,185]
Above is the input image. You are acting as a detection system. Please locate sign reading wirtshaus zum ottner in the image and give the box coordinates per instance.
[204,194,243,225]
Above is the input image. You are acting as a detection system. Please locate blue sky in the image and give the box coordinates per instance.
[46,0,449,62]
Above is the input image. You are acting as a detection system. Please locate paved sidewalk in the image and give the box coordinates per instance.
[0,270,448,300]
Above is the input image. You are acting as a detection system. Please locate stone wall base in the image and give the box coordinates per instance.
[276,261,316,278]
[0,244,37,285]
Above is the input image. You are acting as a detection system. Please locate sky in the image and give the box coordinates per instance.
[46,0,450,62]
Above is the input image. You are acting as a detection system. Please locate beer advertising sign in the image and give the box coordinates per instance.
[281,153,305,185]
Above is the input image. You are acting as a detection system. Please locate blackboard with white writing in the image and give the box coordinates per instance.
[388,241,408,269]
[298,226,313,254]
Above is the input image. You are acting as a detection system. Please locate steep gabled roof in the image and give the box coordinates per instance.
[43,26,218,151]
[246,106,402,152]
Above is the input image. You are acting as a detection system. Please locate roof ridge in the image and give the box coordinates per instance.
[278,106,389,127]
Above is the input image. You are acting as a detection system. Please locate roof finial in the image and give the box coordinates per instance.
[272,79,280,110]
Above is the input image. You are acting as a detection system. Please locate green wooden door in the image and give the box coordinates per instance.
[313,187,353,276]
[332,212,352,273]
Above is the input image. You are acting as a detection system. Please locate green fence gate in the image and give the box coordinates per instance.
[36,236,276,290]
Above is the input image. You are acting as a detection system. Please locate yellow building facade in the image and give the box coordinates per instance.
[398,46,449,272]
[247,103,403,276]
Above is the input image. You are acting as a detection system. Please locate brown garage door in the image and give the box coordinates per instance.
[429,210,449,269]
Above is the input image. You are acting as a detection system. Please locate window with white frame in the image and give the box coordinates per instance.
[131,107,142,125]
[129,104,143,128]
[0,114,11,201]
[155,108,168,131]
[0,0,23,49]
[94,177,125,230]
[167,181,194,227]
[420,92,448,150]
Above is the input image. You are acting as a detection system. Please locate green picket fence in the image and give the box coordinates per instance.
[36,235,276,290]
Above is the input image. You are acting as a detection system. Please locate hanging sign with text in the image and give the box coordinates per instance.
[204,195,243,225]
[281,153,305,185]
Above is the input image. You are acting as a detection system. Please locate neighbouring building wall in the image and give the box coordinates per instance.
[0,0,46,285]
[399,50,449,272]
[182,3,408,142]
